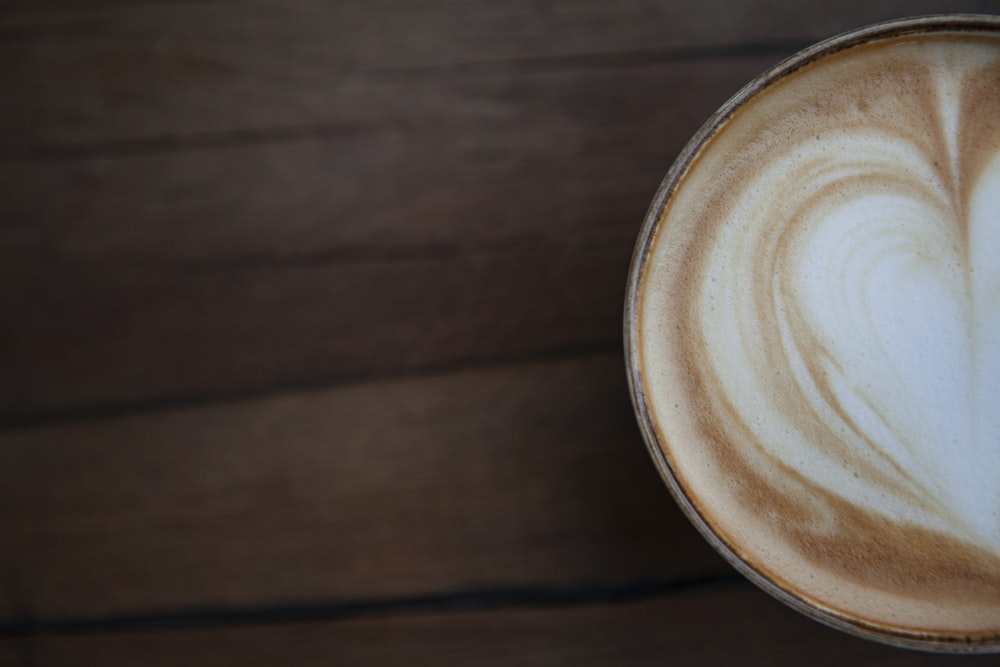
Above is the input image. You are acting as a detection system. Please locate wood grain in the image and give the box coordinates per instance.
[2,244,632,421]
[5,2,1000,664]
[0,354,727,622]
[0,0,992,146]
[1,59,756,254]
[3,2,994,419]
[6,586,997,666]
[0,56,774,419]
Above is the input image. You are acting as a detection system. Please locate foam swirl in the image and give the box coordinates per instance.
[637,32,1000,637]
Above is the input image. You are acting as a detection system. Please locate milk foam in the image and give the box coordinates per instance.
[636,31,1000,637]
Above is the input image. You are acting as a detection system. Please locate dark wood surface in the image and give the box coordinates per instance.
[9,588,1000,667]
[3,1,999,664]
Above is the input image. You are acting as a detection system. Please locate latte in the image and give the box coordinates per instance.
[626,15,1000,651]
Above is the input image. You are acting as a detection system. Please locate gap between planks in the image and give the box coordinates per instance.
[0,573,748,638]
[0,341,621,431]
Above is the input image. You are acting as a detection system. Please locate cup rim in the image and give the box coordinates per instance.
[624,13,1000,653]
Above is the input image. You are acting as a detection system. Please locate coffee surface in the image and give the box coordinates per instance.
[637,30,1000,640]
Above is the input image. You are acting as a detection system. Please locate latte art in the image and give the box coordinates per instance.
[701,75,1000,548]
[630,22,1000,648]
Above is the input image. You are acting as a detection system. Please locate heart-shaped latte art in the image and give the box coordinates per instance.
[636,33,1000,634]
[700,127,1000,551]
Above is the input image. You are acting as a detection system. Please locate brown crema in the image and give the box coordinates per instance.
[629,17,1000,652]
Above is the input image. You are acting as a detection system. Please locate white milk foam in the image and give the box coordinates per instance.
[704,128,1000,547]
[637,31,1000,633]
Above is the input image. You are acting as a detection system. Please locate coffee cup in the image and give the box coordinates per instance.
[625,14,1000,652]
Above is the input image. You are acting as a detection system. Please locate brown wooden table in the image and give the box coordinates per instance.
[3,2,1000,664]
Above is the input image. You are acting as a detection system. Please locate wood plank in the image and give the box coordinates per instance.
[0,0,991,146]
[0,354,728,621]
[1,241,630,420]
[1,59,751,259]
[0,58,764,418]
[8,586,998,666]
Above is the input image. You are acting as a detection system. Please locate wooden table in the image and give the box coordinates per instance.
[2,2,999,664]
